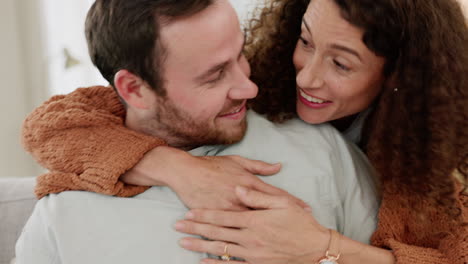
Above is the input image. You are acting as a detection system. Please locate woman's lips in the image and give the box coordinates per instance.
[298,89,332,109]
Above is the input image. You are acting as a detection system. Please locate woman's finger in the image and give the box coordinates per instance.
[229,155,281,176]
[178,237,247,260]
[251,180,311,210]
[184,209,248,228]
[235,186,296,210]
[175,220,245,242]
[200,258,247,264]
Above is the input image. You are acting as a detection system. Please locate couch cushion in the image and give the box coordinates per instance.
[0,178,36,264]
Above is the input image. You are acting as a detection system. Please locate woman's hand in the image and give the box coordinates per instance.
[175,186,330,264]
[175,186,396,264]
[121,146,309,211]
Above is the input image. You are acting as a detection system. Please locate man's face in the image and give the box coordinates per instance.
[140,0,258,149]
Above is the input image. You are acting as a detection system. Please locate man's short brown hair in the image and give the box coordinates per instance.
[85,0,214,95]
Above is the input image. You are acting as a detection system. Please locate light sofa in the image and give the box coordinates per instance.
[0,177,36,264]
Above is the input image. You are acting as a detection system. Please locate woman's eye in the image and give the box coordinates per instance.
[333,59,350,72]
[299,36,309,46]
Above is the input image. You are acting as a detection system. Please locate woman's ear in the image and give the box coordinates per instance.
[384,72,399,93]
[114,69,153,109]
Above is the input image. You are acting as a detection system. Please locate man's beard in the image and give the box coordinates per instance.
[139,96,247,150]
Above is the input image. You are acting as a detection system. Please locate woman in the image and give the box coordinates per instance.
[22,0,467,263]
[172,0,467,263]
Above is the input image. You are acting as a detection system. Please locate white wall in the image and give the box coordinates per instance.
[42,0,107,96]
[0,0,45,177]
[229,0,263,24]
[462,0,468,14]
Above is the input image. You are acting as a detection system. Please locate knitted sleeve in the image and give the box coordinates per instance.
[22,86,166,199]
[371,179,468,264]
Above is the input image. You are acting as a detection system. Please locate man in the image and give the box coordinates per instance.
[16,0,378,263]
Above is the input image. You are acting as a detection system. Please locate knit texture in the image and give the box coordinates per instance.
[22,85,467,263]
[371,178,467,264]
[22,86,166,198]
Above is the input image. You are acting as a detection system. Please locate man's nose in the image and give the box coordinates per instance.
[229,64,258,100]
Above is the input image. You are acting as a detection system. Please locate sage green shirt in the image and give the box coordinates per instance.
[16,111,379,264]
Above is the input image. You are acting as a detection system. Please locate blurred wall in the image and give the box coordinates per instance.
[462,0,468,14]
[0,0,45,178]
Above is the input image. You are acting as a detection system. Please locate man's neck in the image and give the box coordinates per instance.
[125,112,199,151]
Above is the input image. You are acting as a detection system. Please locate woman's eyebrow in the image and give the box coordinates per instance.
[302,18,362,62]
[329,44,362,62]
[302,18,312,33]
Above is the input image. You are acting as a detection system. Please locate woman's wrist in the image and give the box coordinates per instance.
[304,230,394,264]
[157,146,196,188]
[121,146,190,187]
[337,235,395,264]
[315,229,341,263]
[294,226,331,264]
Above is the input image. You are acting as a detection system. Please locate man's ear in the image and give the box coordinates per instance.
[114,70,153,109]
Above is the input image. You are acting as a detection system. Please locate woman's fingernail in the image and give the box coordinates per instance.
[179,238,191,247]
[236,186,247,196]
[304,206,313,212]
[185,211,194,219]
[174,221,185,230]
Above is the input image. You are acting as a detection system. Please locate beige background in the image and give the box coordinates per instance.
[0,0,45,178]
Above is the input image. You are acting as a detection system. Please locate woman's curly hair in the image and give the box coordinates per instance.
[246,0,468,223]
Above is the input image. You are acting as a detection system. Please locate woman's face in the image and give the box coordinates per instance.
[293,0,386,124]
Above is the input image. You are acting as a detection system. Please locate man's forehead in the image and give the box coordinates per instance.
[159,0,243,74]
[160,0,238,37]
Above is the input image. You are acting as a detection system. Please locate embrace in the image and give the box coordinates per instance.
[17,0,467,263]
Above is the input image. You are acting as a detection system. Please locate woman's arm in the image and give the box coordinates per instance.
[370,179,468,264]
[120,146,307,210]
[176,184,467,264]
[23,86,165,198]
[23,86,307,211]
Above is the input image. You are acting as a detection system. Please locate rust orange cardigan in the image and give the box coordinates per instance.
[22,86,467,264]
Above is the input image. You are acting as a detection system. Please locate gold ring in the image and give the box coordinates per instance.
[221,244,231,261]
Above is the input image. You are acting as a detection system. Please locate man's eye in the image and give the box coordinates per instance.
[208,69,225,84]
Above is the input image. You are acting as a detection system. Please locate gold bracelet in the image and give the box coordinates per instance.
[316,229,341,264]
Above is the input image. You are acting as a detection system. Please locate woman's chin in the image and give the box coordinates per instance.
[296,107,330,125]
[297,113,329,125]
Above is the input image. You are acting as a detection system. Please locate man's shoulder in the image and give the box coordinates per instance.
[35,187,185,221]
[34,191,119,220]
[23,190,199,263]
[38,190,106,207]
[40,190,116,204]
[248,110,339,135]
[245,110,345,151]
